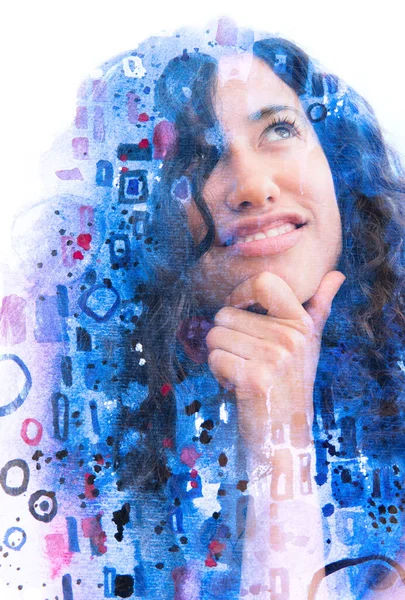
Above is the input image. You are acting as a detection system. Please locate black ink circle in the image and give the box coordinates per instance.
[0,459,30,496]
[28,490,58,522]
[307,102,328,123]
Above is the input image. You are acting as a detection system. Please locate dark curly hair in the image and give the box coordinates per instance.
[117,35,405,492]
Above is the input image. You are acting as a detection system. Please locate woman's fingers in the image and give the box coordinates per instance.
[208,348,272,401]
[206,323,290,361]
[207,325,260,359]
[211,309,310,355]
[225,271,310,323]
[207,347,245,390]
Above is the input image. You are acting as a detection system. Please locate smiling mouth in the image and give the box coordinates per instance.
[223,222,305,246]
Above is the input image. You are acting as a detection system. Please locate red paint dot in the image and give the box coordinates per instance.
[190,469,198,478]
[120,154,128,161]
[73,250,84,260]
[160,383,172,396]
[209,540,225,554]
[138,113,149,122]
[205,556,217,567]
[77,233,92,250]
[138,139,149,149]
[163,437,173,449]
[121,167,129,173]
[190,481,198,488]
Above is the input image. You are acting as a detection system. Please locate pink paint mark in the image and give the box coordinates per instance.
[126,92,139,124]
[153,120,177,159]
[215,16,238,46]
[61,236,75,267]
[21,418,43,446]
[92,80,107,102]
[0,294,27,345]
[45,533,72,578]
[75,107,88,129]
[81,514,107,555]
[249,584,262,596]
[93,106,105,141]
[55,168,84,181]
[73,251,84,260]
[77,233,92,251]
[72,137,89,160]
[180,445,201,468]
[84,473,96,499]
[138,112,149,122]
[79,205,95,241]
[79,206,94,234]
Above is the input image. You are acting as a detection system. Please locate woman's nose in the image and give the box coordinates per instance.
[224,146,281,212]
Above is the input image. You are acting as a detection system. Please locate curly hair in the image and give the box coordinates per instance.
[117,35,405,491]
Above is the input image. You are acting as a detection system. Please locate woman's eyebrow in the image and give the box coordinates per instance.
[248,104,303,122]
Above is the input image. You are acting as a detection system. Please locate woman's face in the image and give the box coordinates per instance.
[188,53,342,310]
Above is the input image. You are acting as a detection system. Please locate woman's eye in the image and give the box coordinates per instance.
[261,120,300,143]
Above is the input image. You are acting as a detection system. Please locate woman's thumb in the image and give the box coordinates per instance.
[304,271,346,333]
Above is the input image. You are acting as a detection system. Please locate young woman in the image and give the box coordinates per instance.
[3,19,405,600]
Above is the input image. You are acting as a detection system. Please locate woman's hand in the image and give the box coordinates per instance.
[205,270,345,452]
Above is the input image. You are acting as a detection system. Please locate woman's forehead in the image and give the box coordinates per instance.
[215,53,301,122]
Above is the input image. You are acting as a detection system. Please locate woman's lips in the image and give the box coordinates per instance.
[224,223,306,257]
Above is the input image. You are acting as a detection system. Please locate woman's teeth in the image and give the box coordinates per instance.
[234,222,298,244]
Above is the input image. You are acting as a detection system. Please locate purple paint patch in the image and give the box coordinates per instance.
[72,137,89,160]
[249,584,263,595]
[172,563,200,600]
[215,17,238,46]
[180,445,201,468]
[34,296,63,343]
[93,106,105,141]
[75,106,88,129]
[153,120,177,159]
[173,177,190,201]
[77,81,87,99]
[56,168,84,181]
[127,92,140,124]
[0,294,27,345]
[92,79,107,102]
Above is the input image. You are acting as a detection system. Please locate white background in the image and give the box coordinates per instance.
[1,0,404,270]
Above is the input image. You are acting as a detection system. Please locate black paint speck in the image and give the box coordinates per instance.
[55,450,68,460]
[185,400,201,416]
[200,430,212,444]
[112,503,130,542]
